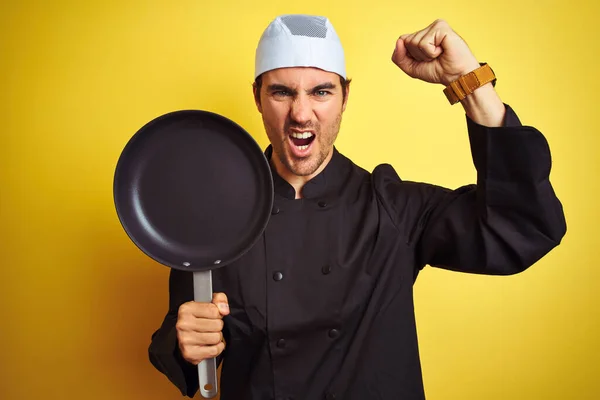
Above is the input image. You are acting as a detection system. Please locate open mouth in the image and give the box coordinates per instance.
[289,131,316,150]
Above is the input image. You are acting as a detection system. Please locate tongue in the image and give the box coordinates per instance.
[291,135,314,147]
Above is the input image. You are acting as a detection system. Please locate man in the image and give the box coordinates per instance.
[149,15,566,400]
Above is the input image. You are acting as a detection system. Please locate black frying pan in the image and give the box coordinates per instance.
[113,110,273,398]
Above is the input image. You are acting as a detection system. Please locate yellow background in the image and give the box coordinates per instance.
[2,0,598,399]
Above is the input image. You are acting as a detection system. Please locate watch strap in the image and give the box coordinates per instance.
[444,63,496,105]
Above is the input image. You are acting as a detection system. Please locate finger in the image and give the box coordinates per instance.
[212,292,230,316]
[179,331,223,346]
[179,301,222,319]
[416,24,444,60]
[400,33,426,62]
[180,342,226,365]
[176,317,224,334]
[414,29,440,61]
[391,36,419,78]
[200,341,226,360]
[407,29,433,62]
[392,35,409,64]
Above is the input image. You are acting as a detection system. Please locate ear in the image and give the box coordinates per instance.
[253,83,263,114]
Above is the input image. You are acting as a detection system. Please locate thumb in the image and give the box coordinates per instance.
[391,35,415,76]
[212,292,230,316]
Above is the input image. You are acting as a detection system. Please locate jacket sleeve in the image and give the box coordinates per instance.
[148,268,198,397]
[376,104,566,275]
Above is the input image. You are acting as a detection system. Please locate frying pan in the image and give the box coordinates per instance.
[113,110,273,398]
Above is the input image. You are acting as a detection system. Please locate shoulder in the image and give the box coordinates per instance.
[372,163,447,200]
[333,150,372,189]
[370,163,455,229]
[335,150,453,208]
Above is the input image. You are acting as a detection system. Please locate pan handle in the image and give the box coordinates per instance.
[193,270,218,399]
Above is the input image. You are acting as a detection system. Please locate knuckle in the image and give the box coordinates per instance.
[200,333,214,344]
[209,304,222,319]
[209,345,220,357]
[179,333,194,346]
[180,347,194,362]
[177,331,191,345]
[207,319,222,333]
[197,346,214,360]
[199,332,218,345]
[209,332,222,344]
[176,317,194,332]
[178,301,193,316]
[200,303,217,319]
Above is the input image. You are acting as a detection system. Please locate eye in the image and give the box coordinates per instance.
[273,91,290,97]
[315,90,331,97]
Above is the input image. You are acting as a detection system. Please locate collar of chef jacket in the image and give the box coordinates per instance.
[264,145,349,201]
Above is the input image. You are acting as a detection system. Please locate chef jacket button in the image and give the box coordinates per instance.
[277,338,286,348]
[273,271,283,281]
[328,329,340,339]
[272,206,280,215]
[325,392,336,400]
[321,265,331,275]
[318,200,327,208]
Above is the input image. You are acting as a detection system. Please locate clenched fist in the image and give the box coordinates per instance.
[392,19,481,86]
[176,292,230,365]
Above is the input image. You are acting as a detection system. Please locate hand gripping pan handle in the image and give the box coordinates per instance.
[112,110,274,399]
[194,270,218,398]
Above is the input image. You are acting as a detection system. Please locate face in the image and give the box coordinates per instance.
[254,67,349,180]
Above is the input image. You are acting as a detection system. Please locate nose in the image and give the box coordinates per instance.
[289,94,312,125]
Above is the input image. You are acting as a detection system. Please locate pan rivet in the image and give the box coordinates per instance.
[183,262,191,267]
[214,260,222,265]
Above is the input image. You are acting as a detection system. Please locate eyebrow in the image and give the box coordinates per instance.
[266,82,338,95]
[267,84,297,94]
[311,82,337,92]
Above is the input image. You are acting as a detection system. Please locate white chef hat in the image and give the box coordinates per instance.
[254,14,346,80]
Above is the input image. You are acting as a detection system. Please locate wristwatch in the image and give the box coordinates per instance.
[443,63,496,105]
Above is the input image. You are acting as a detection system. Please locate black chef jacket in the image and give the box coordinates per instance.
[148,105,566,400]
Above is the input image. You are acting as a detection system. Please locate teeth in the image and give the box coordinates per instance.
[291,132,314,139]
[298,145,308,150]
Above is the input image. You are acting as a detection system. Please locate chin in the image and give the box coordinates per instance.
[287,157,321,177]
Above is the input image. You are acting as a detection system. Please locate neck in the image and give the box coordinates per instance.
[272,150,334,199]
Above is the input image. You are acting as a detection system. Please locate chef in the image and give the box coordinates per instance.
[148,14,566,400]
